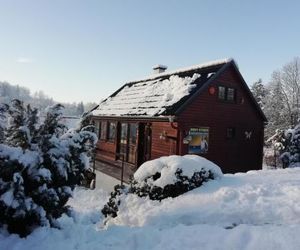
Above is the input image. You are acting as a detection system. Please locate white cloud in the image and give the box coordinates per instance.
[16,57,34,64]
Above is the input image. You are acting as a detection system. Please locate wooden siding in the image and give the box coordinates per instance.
[178,64,264,173]
[151,121,178,159]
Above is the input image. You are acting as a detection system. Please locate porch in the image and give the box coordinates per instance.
[94,160,135,184]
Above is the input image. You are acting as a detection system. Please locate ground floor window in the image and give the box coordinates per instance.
[107,122,116,142]
[188,127,209,154]
[100,121,107,140]
[93,120,100,138]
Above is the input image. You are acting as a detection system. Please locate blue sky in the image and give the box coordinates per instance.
[0,0,299,103]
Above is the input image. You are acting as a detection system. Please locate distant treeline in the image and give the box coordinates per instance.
[0,81,98,116]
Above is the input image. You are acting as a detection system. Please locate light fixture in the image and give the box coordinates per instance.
[159,131,167,140]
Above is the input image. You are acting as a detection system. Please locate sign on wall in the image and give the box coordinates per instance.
[188,127,209,154]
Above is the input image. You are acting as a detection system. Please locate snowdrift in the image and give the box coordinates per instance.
[2,164,300,249]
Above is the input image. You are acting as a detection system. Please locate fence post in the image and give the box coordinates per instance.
[121,154,124,186]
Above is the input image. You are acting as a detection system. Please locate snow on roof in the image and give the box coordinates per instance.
[93,58,231,117]
[128,58,232,84]
[93,73,200,117]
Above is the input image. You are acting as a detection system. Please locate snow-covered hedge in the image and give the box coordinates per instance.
[0,100,97,237]
[102,155,222,218]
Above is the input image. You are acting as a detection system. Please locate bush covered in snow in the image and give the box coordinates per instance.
[0,100,97,236]
[102,155,222,218]
[281,123,300,168]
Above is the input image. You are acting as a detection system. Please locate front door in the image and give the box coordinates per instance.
[117,123,138,165]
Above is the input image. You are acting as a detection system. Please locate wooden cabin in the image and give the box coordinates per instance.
[92,59,267,180]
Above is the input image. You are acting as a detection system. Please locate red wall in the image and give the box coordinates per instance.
[178,65,264,173]
[151,121,178,159]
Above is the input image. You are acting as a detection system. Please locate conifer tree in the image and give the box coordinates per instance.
[0,100,97,236]
[251,79,268,109]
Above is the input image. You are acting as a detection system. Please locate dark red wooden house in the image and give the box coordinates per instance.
[92,59,267,180]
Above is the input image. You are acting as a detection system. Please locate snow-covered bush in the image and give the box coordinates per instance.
[265,129,288,168]
[281,123,300,168]
[0,100,97,236]
[102,155,222,218]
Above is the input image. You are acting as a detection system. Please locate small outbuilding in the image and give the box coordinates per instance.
[92,59,267,180]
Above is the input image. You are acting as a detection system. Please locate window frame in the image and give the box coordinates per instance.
[107,121,116,142]
[94,120,101,139]
[100,121,108,141]
[226,127,236,139]
[218,86,226,100]
[218,85,236,103]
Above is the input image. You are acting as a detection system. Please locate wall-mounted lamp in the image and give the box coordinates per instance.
[168,115,175,123]
[160,130,168,140]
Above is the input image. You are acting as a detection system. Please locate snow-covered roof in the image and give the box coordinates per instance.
[93,59,232,118]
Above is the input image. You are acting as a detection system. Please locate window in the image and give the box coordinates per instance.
[129,124,137,144]
[227,127,235,139]
[218,86,226,100]
[94,120,100,138]
[218,86,236,102]
[100,121,107,140]
[120,123,128,144]
[227,88,235,102]
[107,122,116,142]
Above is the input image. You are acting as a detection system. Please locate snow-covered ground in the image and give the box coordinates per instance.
[1,168,300,250]
[94,170,120,192]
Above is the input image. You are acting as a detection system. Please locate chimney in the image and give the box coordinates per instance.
[152,64,167,74]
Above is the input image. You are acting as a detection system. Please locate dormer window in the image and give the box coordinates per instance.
[218,86,236,103]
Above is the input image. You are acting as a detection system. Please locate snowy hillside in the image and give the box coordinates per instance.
[2,168,300,250]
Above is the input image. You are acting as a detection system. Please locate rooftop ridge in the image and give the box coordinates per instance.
[127,58,233,84]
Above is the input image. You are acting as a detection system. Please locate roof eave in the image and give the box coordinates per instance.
[92,114,173,122]
[230,62,268,122]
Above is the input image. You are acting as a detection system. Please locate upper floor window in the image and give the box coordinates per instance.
[218,86,226,100]
[218,86,236,103]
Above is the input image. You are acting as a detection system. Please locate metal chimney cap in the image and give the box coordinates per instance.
[152,64,168,70]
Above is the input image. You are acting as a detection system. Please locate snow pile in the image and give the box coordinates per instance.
[92,73,200,117]
[102,155,222,218]
[134,155,222,188]
[111,168,300,228]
